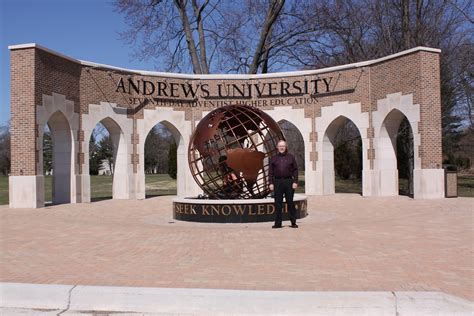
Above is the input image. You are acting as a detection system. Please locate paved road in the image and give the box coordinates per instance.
[1,283,473,315]
[0,194,472,301]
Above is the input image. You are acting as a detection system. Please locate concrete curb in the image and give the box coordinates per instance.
[1,282,473,315]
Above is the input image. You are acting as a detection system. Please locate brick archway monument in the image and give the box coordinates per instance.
[8,44,444,208]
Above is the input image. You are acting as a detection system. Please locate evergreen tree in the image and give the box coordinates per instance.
[168,142,177,179]
[0,124,10,176]
[144,127,160,173]
[89,134,101,175]
[98,136,114,175]
[397,118,414,196]
[43,131,52,175]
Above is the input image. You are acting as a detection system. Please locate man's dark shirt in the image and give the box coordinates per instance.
[268,152,298,185]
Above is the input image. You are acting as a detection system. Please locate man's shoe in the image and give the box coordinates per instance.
[272,224,282,229]
[290,224,298,228]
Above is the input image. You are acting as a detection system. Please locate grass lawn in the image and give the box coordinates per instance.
[0,174,178,205]
[145,174,177,197]
[398,178,411,196]
[458,175,474,197]
[295,172,305,193]
[0,176,8,205]
[0,174,472,205]
[87,174,178,201]
[335,178,362,194]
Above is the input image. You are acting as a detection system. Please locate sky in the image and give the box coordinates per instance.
[0,0,153,125]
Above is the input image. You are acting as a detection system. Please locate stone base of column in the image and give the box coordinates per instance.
[362,169,398,197]
[112,173,132,200]
[414,169,445,199]
[9,175,44,208]
[322,169,335,195]
[73,174,90,203]
[312,171,324,195]
[112,173,145,200]
[303,170,318,195]
[132,173,146,200]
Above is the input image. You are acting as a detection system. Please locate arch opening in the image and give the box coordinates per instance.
[379,109,414,197]
[323,116,363,195]
[43,111,73,205]
[278,119,305,193]
[143,122,180,198]
[88,117,127,201]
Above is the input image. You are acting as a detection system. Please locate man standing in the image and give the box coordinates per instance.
[269,140,299,228]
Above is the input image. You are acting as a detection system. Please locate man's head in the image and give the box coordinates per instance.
[277,140,287,154]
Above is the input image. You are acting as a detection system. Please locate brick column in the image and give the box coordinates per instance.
[9,48,45,208]
[414,51,444,198]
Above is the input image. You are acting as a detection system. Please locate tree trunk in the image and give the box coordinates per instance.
[248,0,285,74]
[401,0,411,49]
[415,0,423,45]
[261,22,274,73]
[174,0,203,74]
[192,0,210,74]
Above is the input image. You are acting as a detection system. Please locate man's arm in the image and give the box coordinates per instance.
[292,154,298,184]
[268,156,274,185]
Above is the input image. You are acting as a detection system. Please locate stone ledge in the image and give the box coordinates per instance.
[173,193,307,204]
[173,195,308,223]
[1,282,472,315]
[8,43,441,80]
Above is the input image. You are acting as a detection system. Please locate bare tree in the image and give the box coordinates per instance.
[144,124,175,174]
[247,0,284,73]
[401,0,411,49]
[114,0,473,165]
[0,123,10,176]
[113,0,321,74]
[291,0,473,152]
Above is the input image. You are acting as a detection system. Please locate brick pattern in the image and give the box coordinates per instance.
[10,50,36,176]
[34,50,81,108]
[419,52,442,169]
[73,60,371,173]
[1,195,472,300]
[369,51,442,169]
[10,47,443,177]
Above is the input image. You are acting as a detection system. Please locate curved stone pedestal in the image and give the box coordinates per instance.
[173,194,308,223]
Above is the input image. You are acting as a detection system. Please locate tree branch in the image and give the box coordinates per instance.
[174,0,203,73]
[248,0,285,74]
[192,0,210,73]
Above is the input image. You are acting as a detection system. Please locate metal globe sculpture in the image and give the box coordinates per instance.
[189,105,285,199]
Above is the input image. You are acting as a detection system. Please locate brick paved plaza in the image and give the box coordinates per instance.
[1,195,472,301]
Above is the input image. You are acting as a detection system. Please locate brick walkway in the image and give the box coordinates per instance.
[1,195,472,300]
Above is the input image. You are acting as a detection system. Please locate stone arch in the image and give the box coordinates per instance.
[372,93,421,168]
[89,117,130,200]
[378,108,414,168]
[321,116,363,195]
[155,120,182,148]
[137,108,199,198]
[382,109,415,196]
[44,111,73,204]
[371,93,421,196]
[264,106,313,194]
[315,101,370,195]
[277,119,306,192]
[36,93,80,205]
[82,102,134,201]
[142,120,183,197]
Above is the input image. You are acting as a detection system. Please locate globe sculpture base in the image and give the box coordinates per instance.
[173,195,308,223]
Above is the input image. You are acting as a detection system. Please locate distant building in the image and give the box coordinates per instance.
[98,160,112,175]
